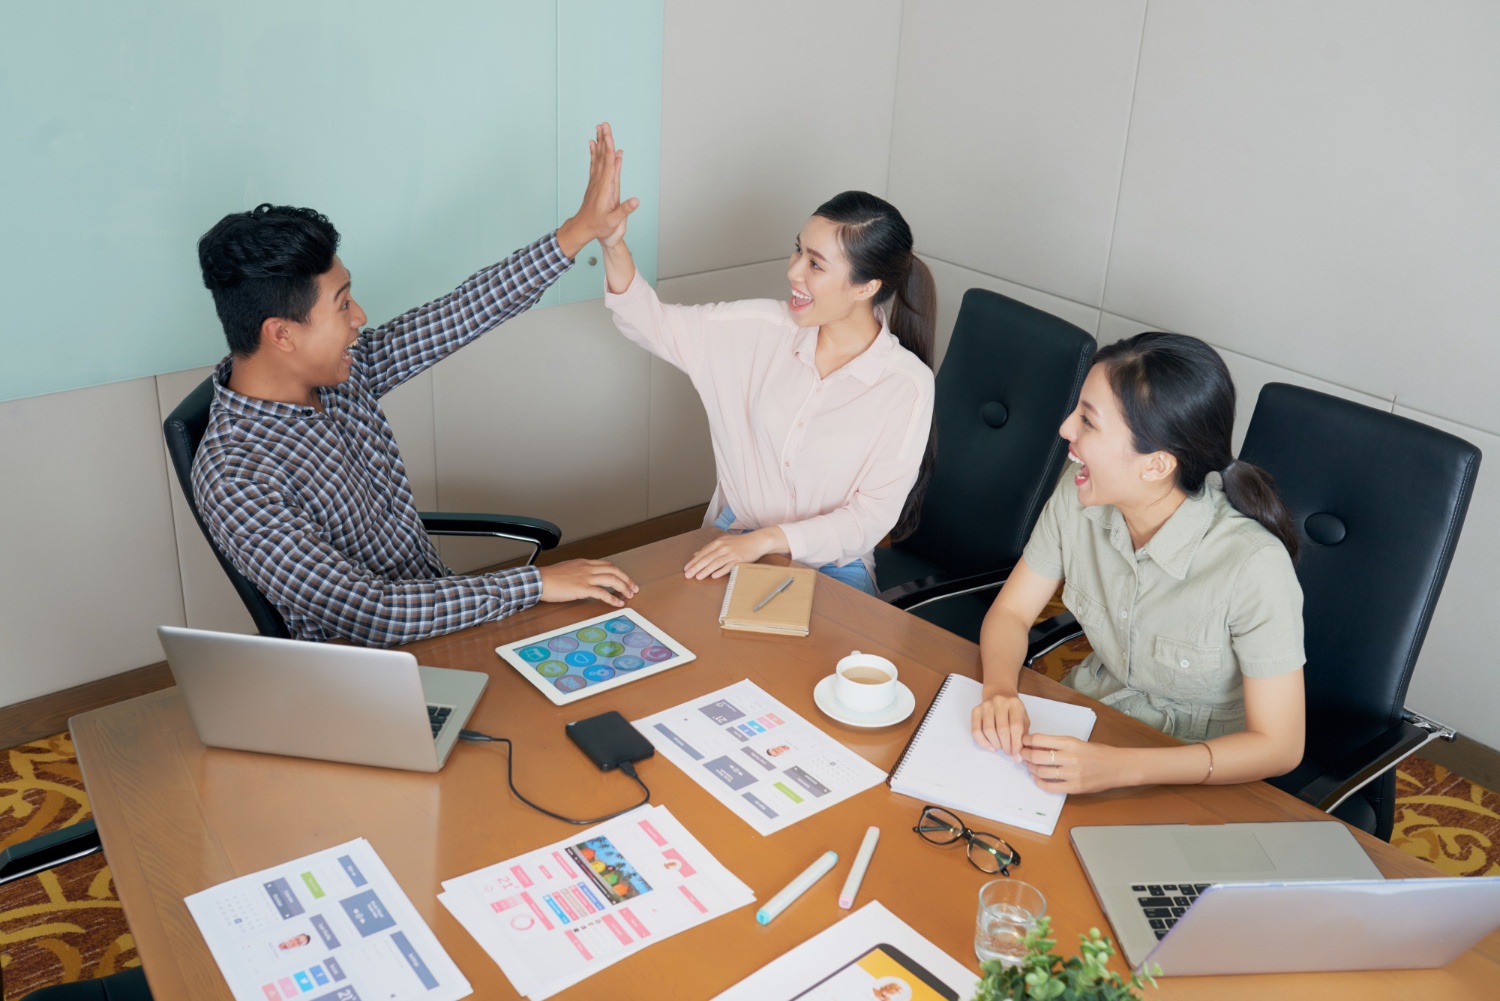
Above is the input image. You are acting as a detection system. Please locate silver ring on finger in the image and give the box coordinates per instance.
[1051,749,1057,765]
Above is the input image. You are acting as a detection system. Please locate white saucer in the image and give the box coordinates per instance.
[812,675,916,728]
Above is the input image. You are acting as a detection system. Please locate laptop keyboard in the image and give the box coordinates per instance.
[427,704,454,739]
[1132,883,1214,938]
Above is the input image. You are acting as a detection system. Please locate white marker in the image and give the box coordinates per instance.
[838,826,880,909]
[756,850,838,925]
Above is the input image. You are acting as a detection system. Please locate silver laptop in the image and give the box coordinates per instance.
[1073,822,1500,974]
[158,625,486,772]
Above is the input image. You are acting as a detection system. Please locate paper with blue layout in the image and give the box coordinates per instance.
[184,837,470,1001]
[634,679,888,835]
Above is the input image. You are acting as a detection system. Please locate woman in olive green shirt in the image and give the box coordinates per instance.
[973,332,1305,793]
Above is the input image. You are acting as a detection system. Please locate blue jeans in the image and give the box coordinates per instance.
[711,505,877,595]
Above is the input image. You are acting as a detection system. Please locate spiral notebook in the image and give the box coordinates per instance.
[888,674,1097,836]
[718,563,816,636]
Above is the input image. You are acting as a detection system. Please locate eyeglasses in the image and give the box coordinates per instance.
[913,805,1021,875]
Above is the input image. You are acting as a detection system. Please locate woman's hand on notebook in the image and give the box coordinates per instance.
[684,527,788,580]
[972,691,1031,761]
[1021,735,1133,795]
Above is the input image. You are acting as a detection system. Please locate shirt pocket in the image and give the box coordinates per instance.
[1062,581,1108,630]
[1151,635,1228,702]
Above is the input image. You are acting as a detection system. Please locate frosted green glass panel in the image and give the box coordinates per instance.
[0,0,661,402]
[549,0,663,305]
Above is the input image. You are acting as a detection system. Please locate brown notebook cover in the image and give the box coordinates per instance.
[717,563,816,636]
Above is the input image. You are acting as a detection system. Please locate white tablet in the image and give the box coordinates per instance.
[495,608,696,706]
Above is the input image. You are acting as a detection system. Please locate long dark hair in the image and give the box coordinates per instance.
[813,190,936,541]
[1094,332,1300,561]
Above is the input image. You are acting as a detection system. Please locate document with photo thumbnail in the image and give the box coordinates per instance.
[634,678,887,835]
[438,804,753,999]
[185,837,469,1001]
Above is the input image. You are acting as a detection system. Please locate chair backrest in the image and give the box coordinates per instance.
[897,288,1095,572]
[1239,383,1481,778]
[164,377,292,638]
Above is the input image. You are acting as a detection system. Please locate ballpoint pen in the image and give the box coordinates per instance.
[753,574,796,612]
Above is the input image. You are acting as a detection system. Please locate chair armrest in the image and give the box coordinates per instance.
[1024,612,1082,667]
[419,512,561,566]
[0,819,101,886]
[1296,717,1449,813]
[877,561,1018,611]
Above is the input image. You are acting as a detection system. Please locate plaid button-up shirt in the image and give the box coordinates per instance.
[192,232,573,646]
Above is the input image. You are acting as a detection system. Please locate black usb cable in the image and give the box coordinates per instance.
[458,729,650,825]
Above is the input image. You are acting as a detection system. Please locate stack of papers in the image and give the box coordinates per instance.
[439,805,753,999]
[185,838,470,1001]
[634,679,888,835]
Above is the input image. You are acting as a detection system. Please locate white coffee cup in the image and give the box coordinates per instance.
[833,651,899,714]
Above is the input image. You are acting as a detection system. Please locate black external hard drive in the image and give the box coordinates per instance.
[565,711,655,771]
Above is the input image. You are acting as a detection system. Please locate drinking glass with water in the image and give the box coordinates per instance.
[975,879,1046,965]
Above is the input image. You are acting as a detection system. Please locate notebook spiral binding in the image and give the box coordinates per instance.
[717,565,742,624]
[886,673,958,786]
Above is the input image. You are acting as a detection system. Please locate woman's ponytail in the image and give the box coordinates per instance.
[1221,459,1300,562]
[887,254,937,541]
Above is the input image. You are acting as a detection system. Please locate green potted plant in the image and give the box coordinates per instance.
[972,916,1157,1001]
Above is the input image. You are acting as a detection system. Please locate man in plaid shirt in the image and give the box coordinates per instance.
[192,128,640,646]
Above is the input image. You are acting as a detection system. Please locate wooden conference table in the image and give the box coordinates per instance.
[73,529,1500,1000]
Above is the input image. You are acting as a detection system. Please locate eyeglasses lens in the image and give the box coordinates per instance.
[968,831,1018,874]
[915,807,964,845]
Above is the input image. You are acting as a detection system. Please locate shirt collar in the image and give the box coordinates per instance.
[791,307,898,386]
[1081,471,1221,580]
[211,356,328,420]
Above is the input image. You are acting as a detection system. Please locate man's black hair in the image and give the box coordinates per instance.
[197,204,340,355]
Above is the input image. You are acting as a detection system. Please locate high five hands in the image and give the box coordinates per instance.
[557,122,638,259]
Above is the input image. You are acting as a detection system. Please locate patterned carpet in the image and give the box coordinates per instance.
[2,706,1498,995]
[0,734,138,1001]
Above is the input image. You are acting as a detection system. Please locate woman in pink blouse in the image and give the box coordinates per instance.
[592,124,936,594]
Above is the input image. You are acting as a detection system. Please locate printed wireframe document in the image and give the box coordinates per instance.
[888,674,1096,836]
[634,678,888,835]
[184,838,470,1001]
[438,805,754,999]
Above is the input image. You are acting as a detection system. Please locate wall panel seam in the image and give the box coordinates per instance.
[1096,0,1153,314]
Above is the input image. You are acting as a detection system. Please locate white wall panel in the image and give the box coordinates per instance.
[1097,314,1395,453]
[1389,410,1499,749]
[658,0,903,277]
[1104,0,1500,436]
[155,367,256,636]
[0,379,185,701]
[927,257,1102,369]
[889,0,1146,306]
[429,301,651,572]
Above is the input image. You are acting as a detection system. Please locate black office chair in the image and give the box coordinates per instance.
[0,822,152,1000]
[1023,384,1482,841]
[164,376,563,638]
[1242,383,1480,840]
[874,288,1095,642]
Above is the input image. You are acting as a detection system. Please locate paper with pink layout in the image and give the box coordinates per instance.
[437,805,754,999]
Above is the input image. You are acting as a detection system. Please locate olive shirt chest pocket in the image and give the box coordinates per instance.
[1151,635,1229,701]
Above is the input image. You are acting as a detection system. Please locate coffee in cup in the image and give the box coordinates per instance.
[833,652,898,713]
